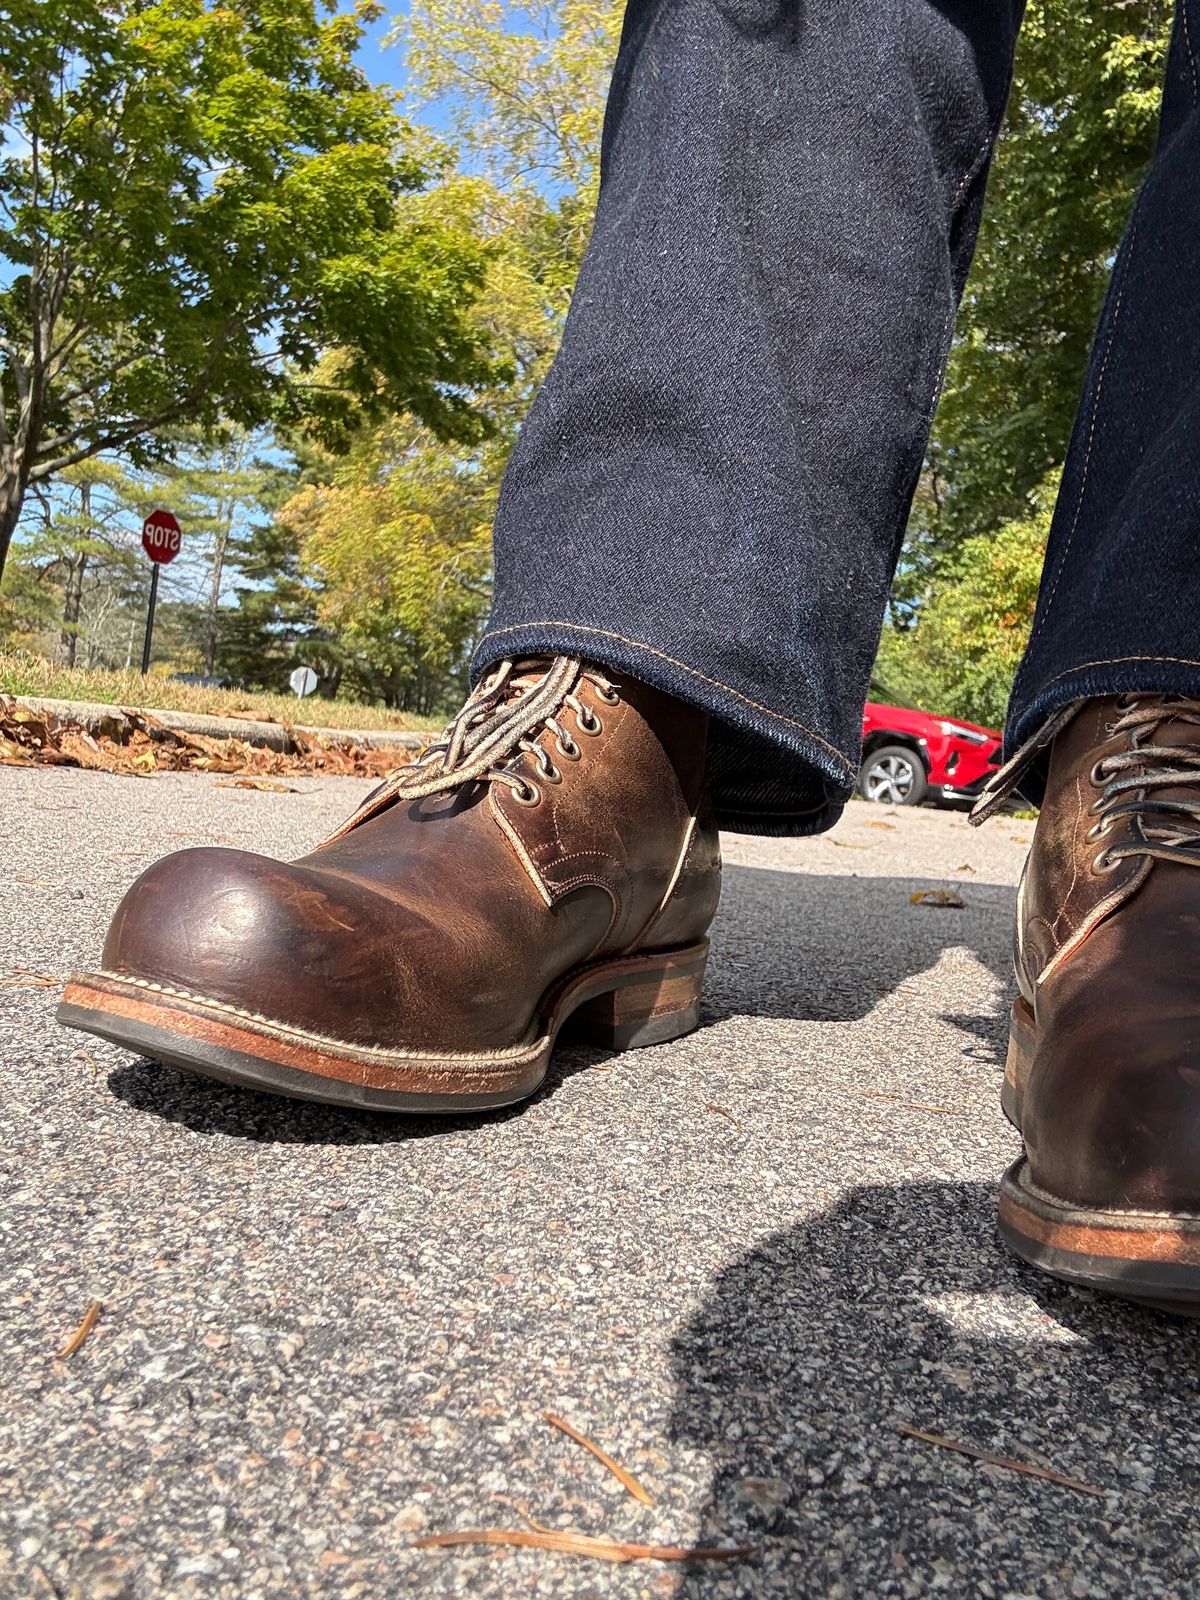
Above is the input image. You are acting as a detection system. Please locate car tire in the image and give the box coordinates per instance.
[859,745,928,806]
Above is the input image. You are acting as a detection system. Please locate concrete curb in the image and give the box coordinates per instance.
[10,695,428,755]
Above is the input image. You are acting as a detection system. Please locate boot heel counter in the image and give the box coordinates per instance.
[636,813,721,952]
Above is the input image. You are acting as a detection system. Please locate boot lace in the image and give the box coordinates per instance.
[1086,696,1200,873]
[357,656,619,814]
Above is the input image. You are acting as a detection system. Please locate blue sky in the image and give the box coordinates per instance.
[352,4,480,141]
[355,7,407,94]
[352,5,455,135]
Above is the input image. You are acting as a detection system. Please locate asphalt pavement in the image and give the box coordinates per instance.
[4,767,1200,1599]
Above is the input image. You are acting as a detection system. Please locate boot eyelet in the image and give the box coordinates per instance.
[1086,817,1113,842]
[576,706,602,736]
[1091,848,1119,875]
[555,736,581,762]
[594,684,620,706]
[537,757,562,784]
[1089,759,1112,788]
[512,782,542,807]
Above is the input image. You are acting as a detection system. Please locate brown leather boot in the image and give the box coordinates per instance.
[974,695,1200,1311]
[58,658,719,1113]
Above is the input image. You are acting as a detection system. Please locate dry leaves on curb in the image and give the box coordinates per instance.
[56,1300,102,1360]
[909,888,966,910]
[0,695,418,782]
[544,1412,655,1507]
[414,1530,753,1564]
[897,1424,1106,1498]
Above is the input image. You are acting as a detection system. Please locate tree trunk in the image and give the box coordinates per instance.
[59,552,87,667]
[0,471,25,584]
[206,502,233,672]
[58,481,91,667]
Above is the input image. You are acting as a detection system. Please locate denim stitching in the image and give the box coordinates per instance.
[1025,653,1200,702]
[1026,204,1142,651]
[1181,0,1199,100]
[949,131,995,210]
[476,620,857,777]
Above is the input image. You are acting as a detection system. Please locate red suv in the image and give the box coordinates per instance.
[859,685,1002,806]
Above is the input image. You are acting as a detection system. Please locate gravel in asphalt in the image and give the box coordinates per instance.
[4,768,1200,1599]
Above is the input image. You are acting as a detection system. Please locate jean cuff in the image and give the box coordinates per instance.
[473,619,857,837]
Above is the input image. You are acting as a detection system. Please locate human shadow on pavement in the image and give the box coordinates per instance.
[667,1179,1200,1598]
[703,863,1014,1059]
[106,862,1015,1141]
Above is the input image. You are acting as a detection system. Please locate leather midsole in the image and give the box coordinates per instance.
[1001,1162,1200,1268]
[60,940,708,1094]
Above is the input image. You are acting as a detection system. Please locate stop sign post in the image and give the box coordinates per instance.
[140,509,182,674]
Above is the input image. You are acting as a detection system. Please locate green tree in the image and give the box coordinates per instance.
[900,0,1171,599]
[150,427,275,676]
[1,459,143,662]
[278,415,495,712]
[218,505,340,693]
[0,0,499,581]
[397,0,621,263]
[878,483,1053,728]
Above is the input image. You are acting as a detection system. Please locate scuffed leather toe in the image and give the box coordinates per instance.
[100,847,399,1044]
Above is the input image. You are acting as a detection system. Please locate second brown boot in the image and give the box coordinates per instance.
[975,695,1200,1312]
[58,657,720,1113]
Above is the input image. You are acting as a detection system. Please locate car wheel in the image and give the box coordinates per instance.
[859,745,928,806]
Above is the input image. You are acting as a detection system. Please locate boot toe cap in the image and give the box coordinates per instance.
[101,847,378,1033]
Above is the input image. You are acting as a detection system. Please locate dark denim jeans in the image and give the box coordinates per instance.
[475,0,1200,834]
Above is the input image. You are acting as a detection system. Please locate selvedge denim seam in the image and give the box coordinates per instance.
[1024,205,1143,655]
[475,619,858,777]
[1181,0,1198,98]
[950,131,998,208]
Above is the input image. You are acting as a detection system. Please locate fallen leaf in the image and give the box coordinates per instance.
[909,888,966,909]
[0,967,60,988]
[214,778,296,793]
[862,819,895,830]
[896,1424,1105,1498]
[0,734,31,763]
[855,1088,960,1116]
[56,1299,102,1360]
[543,1412,655,1507]
[706,1103,742,1130]
[955,863,976,874]
[830,839,870,851]
[413,1529,753,1564]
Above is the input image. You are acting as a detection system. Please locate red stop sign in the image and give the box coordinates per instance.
[142,509,182,565]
